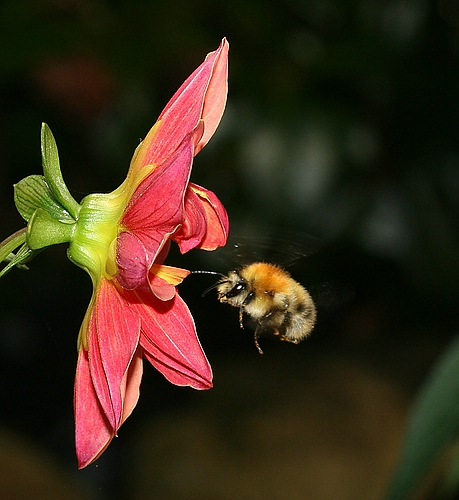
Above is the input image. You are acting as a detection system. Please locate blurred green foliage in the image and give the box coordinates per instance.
[386,335,459,499]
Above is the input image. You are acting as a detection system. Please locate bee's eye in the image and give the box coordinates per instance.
[225,281,247,298]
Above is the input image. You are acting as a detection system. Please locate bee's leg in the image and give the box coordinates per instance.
[278,312,295,343]
[279,335,299,344]
[254,326,264,355]
[275,329,298,343]
[238,307,244,329]
[239,291,254,330]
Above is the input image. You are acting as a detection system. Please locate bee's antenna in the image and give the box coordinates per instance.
[191,270,225,277]
[201,280,230,297]
[190,270,228,297]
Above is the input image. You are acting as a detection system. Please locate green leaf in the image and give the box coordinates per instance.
[41,123,80,220]
[14,174,75,223]
[386,335,459,500]
[439,442,459,498]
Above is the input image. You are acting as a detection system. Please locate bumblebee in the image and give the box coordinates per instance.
[206,262,316,354]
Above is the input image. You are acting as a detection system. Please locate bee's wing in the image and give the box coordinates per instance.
[231,232,321,266]
[205,225,322,270]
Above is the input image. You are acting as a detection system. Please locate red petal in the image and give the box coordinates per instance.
[174,183,229,253]
[117,134,193,289]
[124,289,212,390]
[130,39,229,172]
[74,348,114,469]
[87,279,141,430]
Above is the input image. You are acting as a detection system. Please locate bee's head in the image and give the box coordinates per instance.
[215,271,249,307]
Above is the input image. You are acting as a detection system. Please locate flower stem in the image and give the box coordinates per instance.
[0,228,33,278]
[0,228,27,263]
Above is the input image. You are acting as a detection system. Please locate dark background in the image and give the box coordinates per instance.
[1,1,459,498]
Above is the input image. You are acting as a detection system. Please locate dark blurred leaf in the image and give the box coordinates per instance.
[386,335,459,500]
[439,443,459,498]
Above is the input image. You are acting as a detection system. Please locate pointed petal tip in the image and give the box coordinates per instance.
[76,438,112,469]
[205,37,229,60]
[195,379,213,390]
[75,415,115,469]
[221,37,229,52]
[143,348,213,391]
[218,37,229,50]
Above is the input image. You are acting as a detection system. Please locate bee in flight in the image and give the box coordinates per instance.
[197,262,317,354]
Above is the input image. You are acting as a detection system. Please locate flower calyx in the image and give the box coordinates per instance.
[0,123,80,277]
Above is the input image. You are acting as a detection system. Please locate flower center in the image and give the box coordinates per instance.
[68,192,123,282]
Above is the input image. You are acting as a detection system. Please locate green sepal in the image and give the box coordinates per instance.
[14,174,75,223]
[41,123,80,220]
[27,207,75,250]
[0,243,34,279]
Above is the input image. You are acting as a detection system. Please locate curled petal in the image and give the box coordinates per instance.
[114,232,150,290]
[87,278,141,430]
[128,38,229,174]
[74,348,114,469]
[148,273,176,301]
[149,264,191,301]
[117,134,194,289]
[151,264,190,285]
[125,289,212,390]
[174,183,229,253]
[172,187,206,254]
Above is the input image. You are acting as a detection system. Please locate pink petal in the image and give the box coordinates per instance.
[117,134,194,289]
[74,347,114,469]
[194,39,229,155]
[87,278,141,430]
[124,289,212,389]
[174,183,229,253]
[120,346,144,425]
[129,39,229,173]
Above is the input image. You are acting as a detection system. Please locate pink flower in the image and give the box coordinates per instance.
[70,39,229,468]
